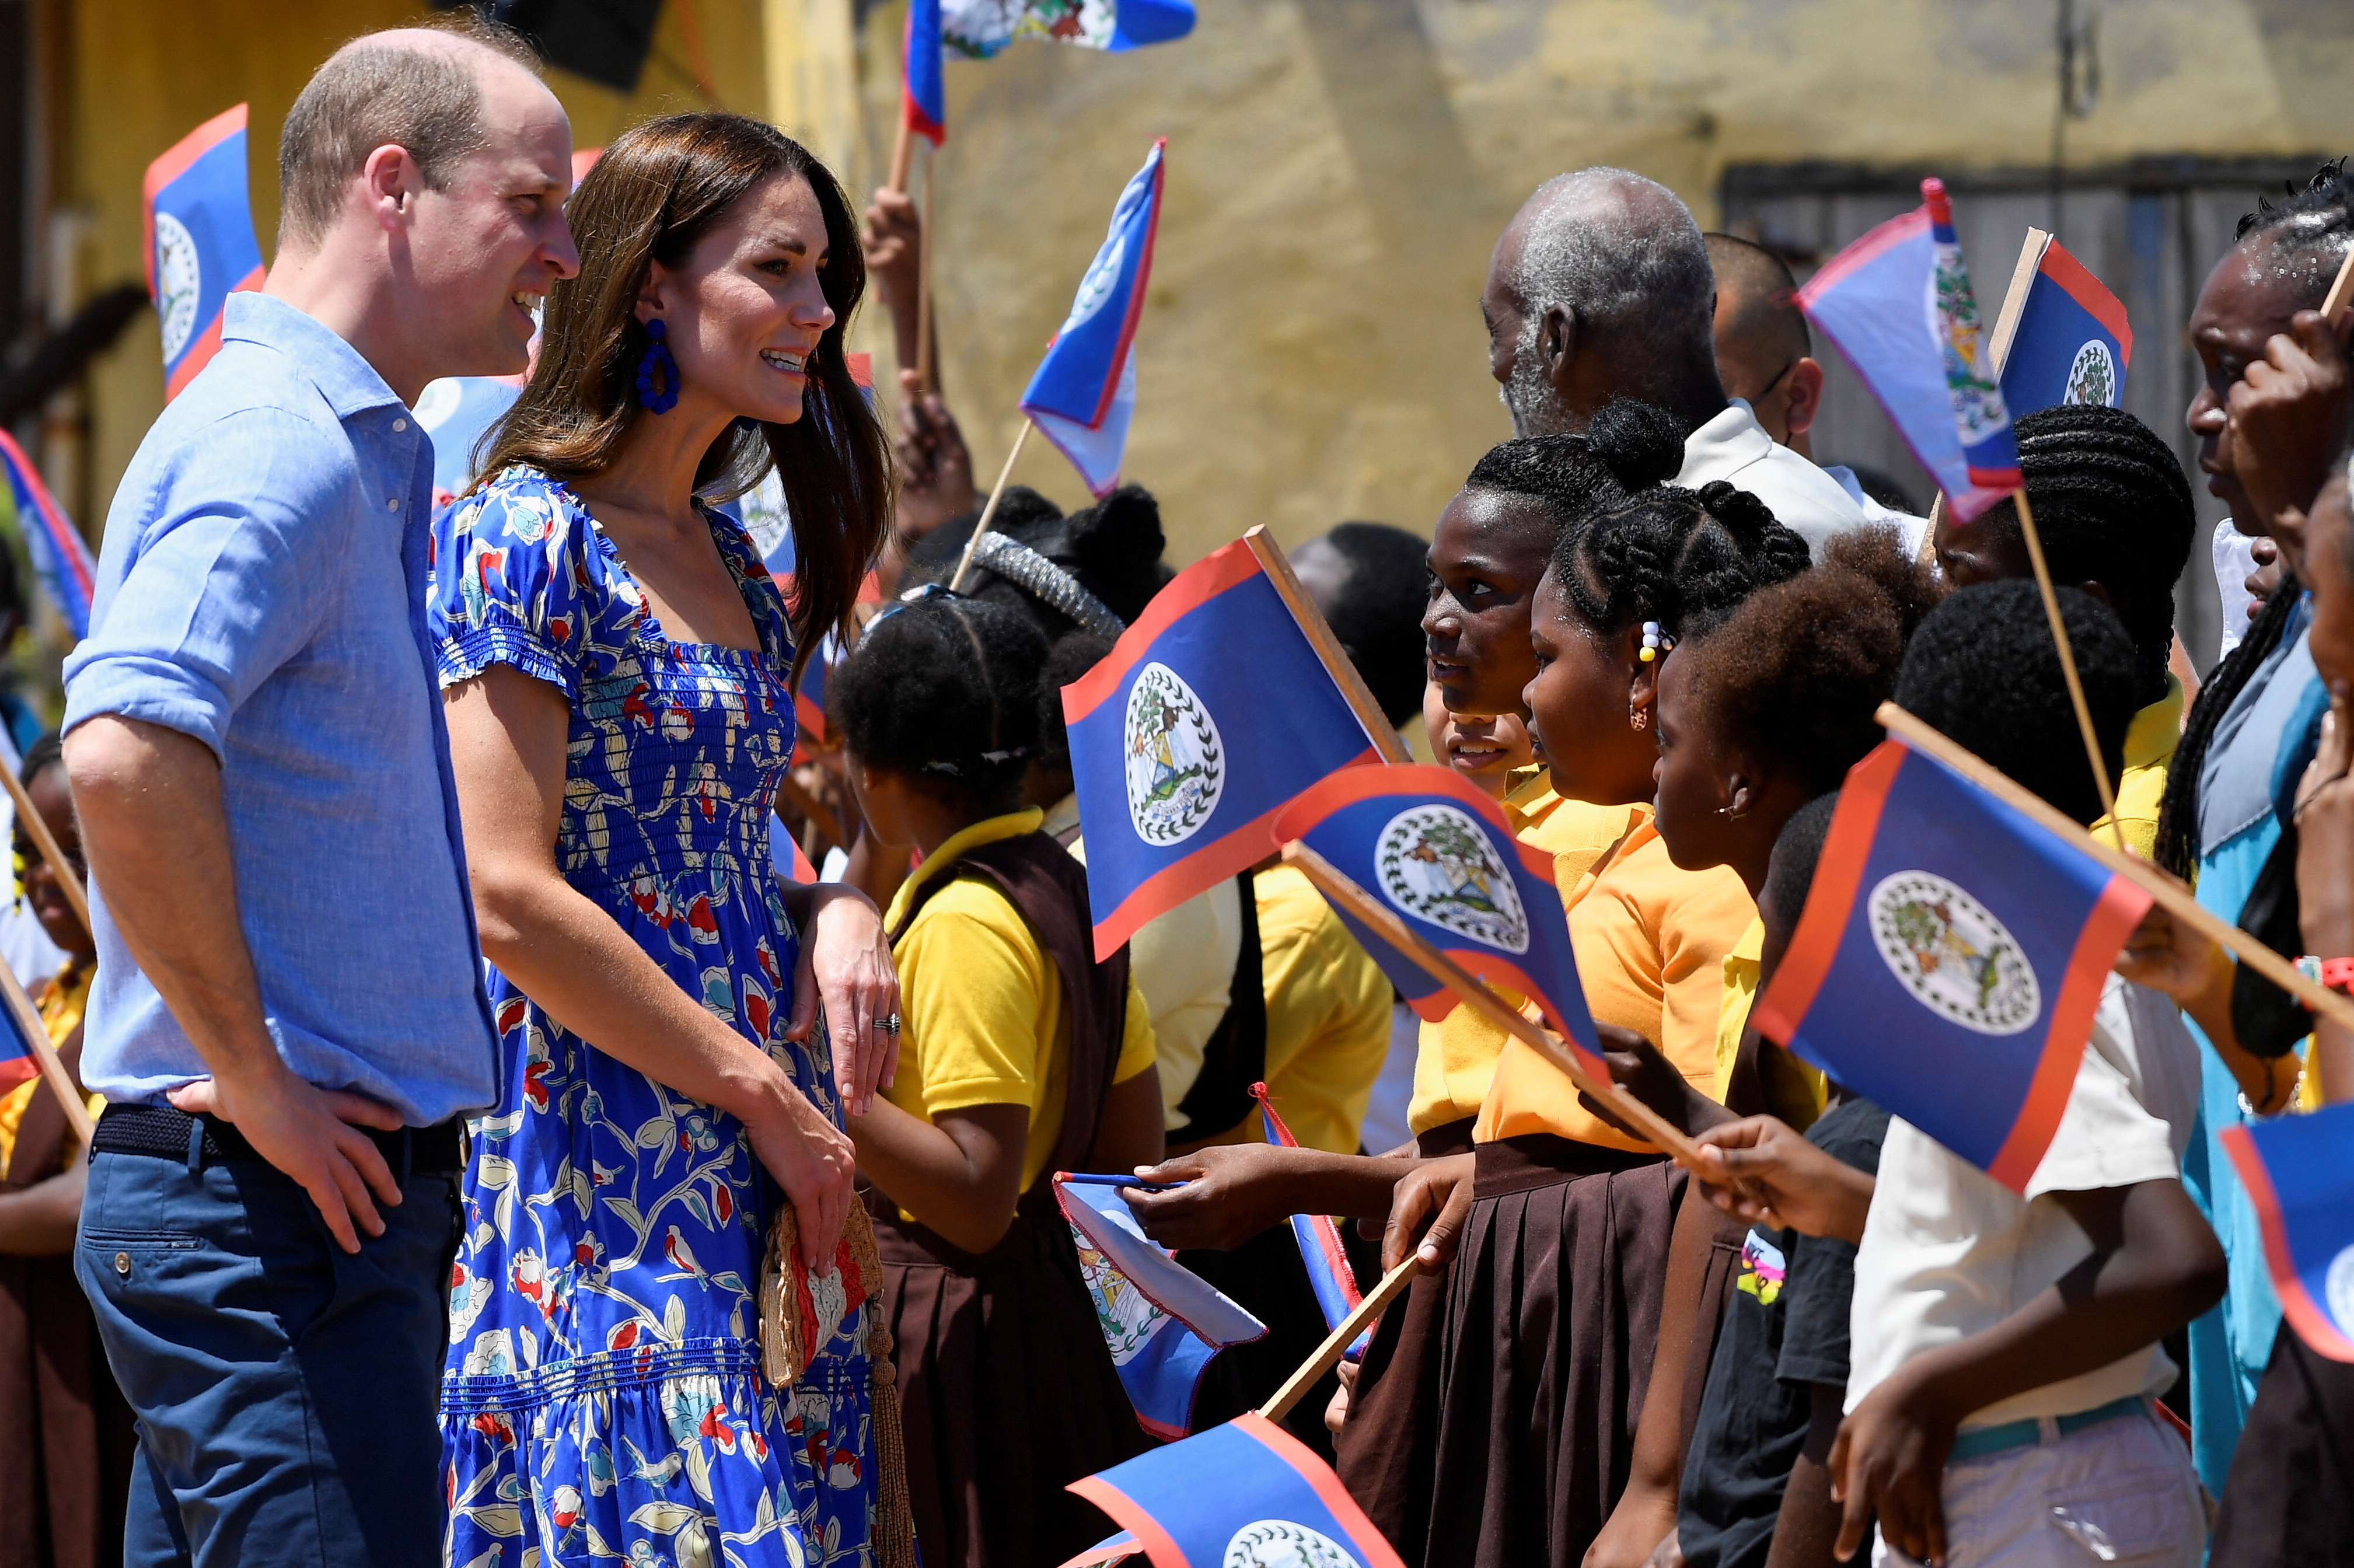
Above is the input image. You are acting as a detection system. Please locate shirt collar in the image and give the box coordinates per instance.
[2125,675,2184,772]
[221,293,408,420]
[1678,399,1773,475]
[885,808,1049,930]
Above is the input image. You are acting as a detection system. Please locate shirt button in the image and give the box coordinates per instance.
[392,418,408,433]
[386,497,400,511]
[113,1251,130,1276]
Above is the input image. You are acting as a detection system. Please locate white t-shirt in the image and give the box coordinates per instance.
[1845,976,2202,1430]
[1675,400,1878,560]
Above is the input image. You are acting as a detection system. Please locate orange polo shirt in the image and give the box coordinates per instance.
[1474,812,1756,1151]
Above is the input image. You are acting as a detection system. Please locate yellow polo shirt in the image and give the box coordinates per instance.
[1709,916,1825,1130]
[1476,814,1755,1150]
[883,811,1157,1194]
[2090,676,2181,860]
[1406,773,1647,1136]
[1230,864,1393,1155]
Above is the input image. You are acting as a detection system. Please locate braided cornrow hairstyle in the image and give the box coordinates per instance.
[2152,580,2300,878]
[833,596,1049,815]
[1551,479,1813,644]
[2002,404,2195,704]
[1462,397,1684,537]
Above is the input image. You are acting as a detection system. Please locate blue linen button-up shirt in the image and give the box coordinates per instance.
[63,294,499,1126]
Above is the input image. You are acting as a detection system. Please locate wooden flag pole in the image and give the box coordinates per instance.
[0,959,90,1147]
[1985,227,2052,378]
[2010,487,2126,852]
[914,145,937,393]
[1242,526,1413,765]
[2322,243,2354,326]
[1877,700,2354,1042]
[1257,1252,1422,1424]
[1280,841,1703,1166]
[945,421,1033,592]
[887,117,914,194]
[0,765,88,937]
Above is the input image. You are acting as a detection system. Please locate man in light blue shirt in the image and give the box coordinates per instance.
[61,22,575,1567]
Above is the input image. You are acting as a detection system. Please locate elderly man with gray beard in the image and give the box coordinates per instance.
[1482,167,1880,557]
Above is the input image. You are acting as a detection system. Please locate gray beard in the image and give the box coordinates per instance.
[1502,329,1575,437]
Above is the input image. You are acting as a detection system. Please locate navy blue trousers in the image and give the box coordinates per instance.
[75,1144,460,1568]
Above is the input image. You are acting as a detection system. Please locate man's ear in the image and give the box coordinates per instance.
[1541,303,1578,392]
[360,144,419,233]
[1784,357,1825,439]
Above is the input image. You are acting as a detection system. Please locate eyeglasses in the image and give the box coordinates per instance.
[1751,359,1797,400]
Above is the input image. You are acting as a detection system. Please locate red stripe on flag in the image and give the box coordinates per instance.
[2038,242,2133,364]
[1061,537,1263,726]
[142,103,249,298]
[1753,740,1905,1043]
[0,1058,36,1094]
[1064,1477,1189,1568]
[1232,1413,1410,1568]
[2222,1125,2354,1364]
[0,429,93,605]
[1985,873,2149,1192]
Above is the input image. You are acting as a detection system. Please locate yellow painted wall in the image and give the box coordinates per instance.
[59,0,2354,566]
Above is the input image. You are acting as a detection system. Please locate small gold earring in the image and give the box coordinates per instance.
[1630,706,1649,732]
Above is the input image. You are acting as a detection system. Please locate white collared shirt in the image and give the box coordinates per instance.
[1675,399,1894,559]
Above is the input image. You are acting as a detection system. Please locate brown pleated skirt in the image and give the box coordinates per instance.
[1420,1133,1683,1568]
[871,1197,1152,1568]
[0,1253,137,1568]
[1335,1117,1478,1562]
[2210,1321,2354,1566]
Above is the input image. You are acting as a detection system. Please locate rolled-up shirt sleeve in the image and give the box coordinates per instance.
[64,410,335,759]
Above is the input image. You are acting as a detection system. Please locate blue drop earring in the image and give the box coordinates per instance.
[635,318,680,414]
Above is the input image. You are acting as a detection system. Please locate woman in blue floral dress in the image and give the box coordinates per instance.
[428,116,901,1567]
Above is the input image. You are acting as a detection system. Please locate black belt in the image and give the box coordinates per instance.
[92,1103,464,1178]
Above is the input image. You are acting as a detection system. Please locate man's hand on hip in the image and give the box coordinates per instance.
[166,1066,405,1254]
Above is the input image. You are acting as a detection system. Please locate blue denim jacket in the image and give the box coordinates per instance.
[64,294,498,1125]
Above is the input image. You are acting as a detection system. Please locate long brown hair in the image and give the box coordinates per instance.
[474,113,889,686]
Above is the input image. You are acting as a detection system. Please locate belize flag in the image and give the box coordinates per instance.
[1019,141,1164,497]
[2223,1102,2354,1362]
[904,0,947,144]
[0,430,98,640]
[1062,536,1379,959]
[1754,738,2150,1191]
[144,104,266,401]
[1795,179,2017,521]
[1272,763,1606,1082]
[1995,233,2132,417]
[1064,1412,1406,1568]
[1254,1085,1370,1360]
[942,0,1194,59]
[1055,1175,1267,1439]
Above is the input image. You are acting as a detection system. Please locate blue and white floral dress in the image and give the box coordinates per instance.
[431,465,878,1568]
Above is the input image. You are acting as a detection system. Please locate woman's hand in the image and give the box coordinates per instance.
[1383,1151,1477,1272]
[2114,903,2232,1010]
[747,1075,859,1269]
[787,882,902,1115]
[1690,1116,1874,1242]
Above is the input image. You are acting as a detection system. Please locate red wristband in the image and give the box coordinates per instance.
[2321,956,2354,994]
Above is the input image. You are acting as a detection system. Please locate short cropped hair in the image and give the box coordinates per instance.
[278,18,542,247]
[1516,169,1716,359]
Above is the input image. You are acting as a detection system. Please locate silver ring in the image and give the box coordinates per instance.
[876,1013,901,1034]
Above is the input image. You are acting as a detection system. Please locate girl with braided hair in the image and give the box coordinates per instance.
[1385,479,1807,1568]
[834,593,1165,1567]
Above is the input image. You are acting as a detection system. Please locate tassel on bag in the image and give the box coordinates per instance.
[760,1200,917,1568]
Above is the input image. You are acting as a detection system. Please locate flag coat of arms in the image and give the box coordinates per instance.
[1054,1176,1267,1438]
[1254,1085,1369,1359]
[1062,536,1380,958]
[2223,1102,2354,1363]
[942,0,1194,59]
[0,430,98,641]
[1067,1412,1406,1568]
[1019,141,1164,497]
[144,104,266,400]
[1796,180,2019,522]
[1272,763,1607,1082]
[1995,235,2132,417]
[1754,739,2151,1190]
